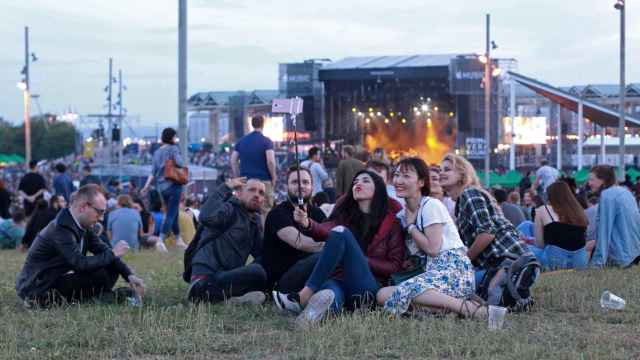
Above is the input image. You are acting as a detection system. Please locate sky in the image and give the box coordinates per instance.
[1,0,638,130]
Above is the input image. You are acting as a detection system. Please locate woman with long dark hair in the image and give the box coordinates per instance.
[588,165,640,267]
[273,170,404,327]
[0,180,12,220]
[22,195,66,248]
[531,181,589,270]
[377,158,481,318]
[141,127,187,249]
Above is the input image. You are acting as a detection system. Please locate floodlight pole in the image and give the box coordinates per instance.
[23,26,32,165]
[483,14,491,186]
[509,78,516,170]
[178,0,189,170]
[616,1,626,180]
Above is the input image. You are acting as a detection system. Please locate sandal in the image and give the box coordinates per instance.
[458,294,488,320]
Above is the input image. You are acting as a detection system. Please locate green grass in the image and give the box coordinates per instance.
[1,251,639,360]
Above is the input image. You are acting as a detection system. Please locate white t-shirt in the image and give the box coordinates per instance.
[536,165,560,192]
[397,196,465,256]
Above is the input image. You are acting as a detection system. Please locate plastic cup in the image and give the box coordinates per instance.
[488,305,507,330]
[600,290,626,310]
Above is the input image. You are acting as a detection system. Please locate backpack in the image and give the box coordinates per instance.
[182,225,205,283]
[477,253,541,312]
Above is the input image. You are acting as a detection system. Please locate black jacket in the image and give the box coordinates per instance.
[22,207,58,248]
[16,208,132,299]
[192,184,262,275]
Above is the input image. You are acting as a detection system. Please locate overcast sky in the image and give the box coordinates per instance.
[1,0,638,128]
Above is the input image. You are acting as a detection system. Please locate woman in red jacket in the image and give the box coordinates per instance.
[273,170,405,328]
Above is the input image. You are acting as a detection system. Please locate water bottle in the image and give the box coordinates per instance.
[600,290,626,310]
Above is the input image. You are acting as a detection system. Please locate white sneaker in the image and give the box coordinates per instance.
[228,291,266,305]
[272,291,303,314]
[295,289,335,329]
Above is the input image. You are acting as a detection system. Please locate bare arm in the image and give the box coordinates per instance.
[409,223,444,257]
[276,227,324,253]
[230,151,240,177]
[266,149,277,186]
[534,207,545,248]
[467,233,495,261]
[142,175,155,192]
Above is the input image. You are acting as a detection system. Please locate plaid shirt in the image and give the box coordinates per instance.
[455,187,527,269]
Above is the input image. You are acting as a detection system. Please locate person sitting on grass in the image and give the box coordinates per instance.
[376,158,483,319]
[260,166,326,294]
[0,208,27,250]
[107,195,143,251]
[131,197,167,253]
[587,165,640,268]
[22,195,66,249]
[16,184,145,307]
[439,154,539,311]
[273,170,405,328]
[187,177,268,305]
[530,181,589,270]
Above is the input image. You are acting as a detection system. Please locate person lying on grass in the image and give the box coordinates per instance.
[273,170,405,328]
[187,177,268,305]
[16,184,145,307]
[376,157,486,319]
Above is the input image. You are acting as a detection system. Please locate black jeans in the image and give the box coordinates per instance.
[274,253,320,293]
[42,264,120,304]
[188,263,267,303]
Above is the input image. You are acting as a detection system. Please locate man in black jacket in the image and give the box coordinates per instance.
[187,177,267,304]
[16,184,145,306]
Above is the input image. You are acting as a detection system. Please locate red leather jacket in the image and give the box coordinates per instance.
[304,201,405,285]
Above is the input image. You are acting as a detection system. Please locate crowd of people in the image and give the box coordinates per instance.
[2,118,640,329]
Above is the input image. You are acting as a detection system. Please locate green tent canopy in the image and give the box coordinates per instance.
[498,170,523,188]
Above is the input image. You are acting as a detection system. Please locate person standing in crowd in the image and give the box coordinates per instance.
[230,115,277,216]
[18,160,48,217]
[79,165,101,187]
[53,163,75,203]
[531,181,589,270]
[588,165,640,268]
[261,166,326,294]
[377,158,481,318]
[0,208,26,250]
[0,180,12,220]
[107,195,143,250]
[493,188,526,228]
[366,160,404,207]
[534,159,559,200]
[22,195,66,249]
[141,127,188,249]
[301,147,329,196]
[440,154,538,310]
[273,170,404,328]
[521,189,536,221]
[187,178,267,304]
[335,145,364,198]
[16,184,145,306]
[519,171,532,199]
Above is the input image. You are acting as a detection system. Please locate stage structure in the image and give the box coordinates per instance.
[319,54,513,166]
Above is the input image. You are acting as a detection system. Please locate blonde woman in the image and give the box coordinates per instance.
[439,154,539,309]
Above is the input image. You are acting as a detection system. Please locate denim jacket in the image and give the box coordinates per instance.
[590,186,640,268]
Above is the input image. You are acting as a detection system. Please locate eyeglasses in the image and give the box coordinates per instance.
[87,203,106,216]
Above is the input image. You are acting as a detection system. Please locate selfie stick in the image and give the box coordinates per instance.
[291,106,304,208]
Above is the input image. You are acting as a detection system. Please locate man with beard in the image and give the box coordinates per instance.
[187,177,268,304]
[260,166,327,293]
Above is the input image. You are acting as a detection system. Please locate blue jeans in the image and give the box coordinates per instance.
[161,184,182,237]
[529,245,588,271]
[305,228,379,312]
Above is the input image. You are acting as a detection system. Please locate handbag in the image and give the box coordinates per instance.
[164,158,188,185]
[389,198,430,286]
[390,255,427,285]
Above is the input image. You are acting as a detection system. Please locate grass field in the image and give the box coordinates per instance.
[1,250,639,360]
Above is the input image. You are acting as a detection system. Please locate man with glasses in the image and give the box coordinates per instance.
[16,184,145,307]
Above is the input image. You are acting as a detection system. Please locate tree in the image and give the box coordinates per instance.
[0,116,78,160]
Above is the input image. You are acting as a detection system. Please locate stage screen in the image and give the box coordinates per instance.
[503,116,547,145]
